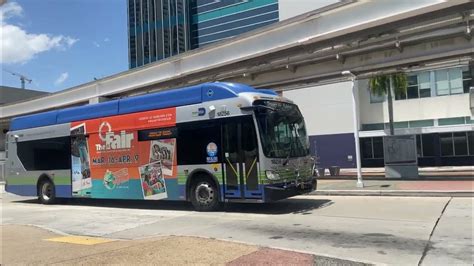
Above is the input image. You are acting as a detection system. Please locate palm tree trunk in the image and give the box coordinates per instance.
[387,76,395,135]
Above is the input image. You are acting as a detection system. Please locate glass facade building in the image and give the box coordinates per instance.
[190,0,279,48]
[128,0,279,68]
[128,0,190,68]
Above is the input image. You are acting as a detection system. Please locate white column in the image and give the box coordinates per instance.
[89,96,110,104]
[351,78,364,188]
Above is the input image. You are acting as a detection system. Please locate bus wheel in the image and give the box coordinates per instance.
[190,178,220,211]
[38,179,56,204]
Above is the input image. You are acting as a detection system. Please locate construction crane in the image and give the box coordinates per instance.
[3,69,32,89]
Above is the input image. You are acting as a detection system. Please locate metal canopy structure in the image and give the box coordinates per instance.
[1,0,473,120]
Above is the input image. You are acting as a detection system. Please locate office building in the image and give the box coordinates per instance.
[128,0,279,68]
[283,62,474,168]
[190,0,279,48]
[127,0,190,68]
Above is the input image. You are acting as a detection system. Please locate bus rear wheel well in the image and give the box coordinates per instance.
[186,170,220,202]
[36,174,53,196]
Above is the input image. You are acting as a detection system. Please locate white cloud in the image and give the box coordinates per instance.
[0,1,22,21]
[0,1,79,64]
[103,37,110,42]
[93,41,100,48]
[54,72,69,86]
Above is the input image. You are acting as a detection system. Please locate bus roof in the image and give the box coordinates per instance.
[10,82,276,131]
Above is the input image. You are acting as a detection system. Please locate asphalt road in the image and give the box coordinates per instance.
[2,193,473,265]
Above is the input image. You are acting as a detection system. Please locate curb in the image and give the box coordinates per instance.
[317,176,474,181]
[311,190,474,197]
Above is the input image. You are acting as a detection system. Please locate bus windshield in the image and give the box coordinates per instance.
[254,100,310,158]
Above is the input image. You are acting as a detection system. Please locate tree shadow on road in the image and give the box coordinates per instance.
[11,197,333,215]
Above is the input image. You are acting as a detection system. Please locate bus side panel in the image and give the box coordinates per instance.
[72,108,182,201]
[5,124,73,198]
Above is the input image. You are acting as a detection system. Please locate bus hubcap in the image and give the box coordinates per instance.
[42,183,52,201]
[195,183,214,205]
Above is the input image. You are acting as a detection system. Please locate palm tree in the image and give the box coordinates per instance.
[369,73,408,135]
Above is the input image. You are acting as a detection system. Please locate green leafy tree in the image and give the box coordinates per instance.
[369,73,408,135]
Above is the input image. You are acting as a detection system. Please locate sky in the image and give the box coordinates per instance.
[0,0,128,92]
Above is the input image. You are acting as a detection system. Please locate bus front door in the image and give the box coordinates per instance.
[222,116,262,200]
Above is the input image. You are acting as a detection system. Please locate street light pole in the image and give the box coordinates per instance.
[342,71,364,188]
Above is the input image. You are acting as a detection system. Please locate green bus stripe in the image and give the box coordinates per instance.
[7,176,71,186]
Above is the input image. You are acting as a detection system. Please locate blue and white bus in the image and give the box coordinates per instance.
[5,82,316,211]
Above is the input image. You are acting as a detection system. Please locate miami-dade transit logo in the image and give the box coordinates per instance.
[95,122,134,151]
[206,142,218,163]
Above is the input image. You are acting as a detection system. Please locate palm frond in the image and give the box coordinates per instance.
[369,73,407,97]
[369,75,388,96]
[392,73,408,98]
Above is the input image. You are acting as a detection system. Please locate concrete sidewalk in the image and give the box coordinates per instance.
[0,225,368,265]
[313,179,474,197]
[330,166,473,178]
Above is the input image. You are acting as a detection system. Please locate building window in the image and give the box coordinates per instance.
[468,131,474,155]
[392,66,472,100]
[435,68,463,96]
[463,65,473,93]
[360,137,384,159]
[361,123,384,131]
[422,134,436,157]
[453,132,468,156]
[397,72,431,100]
[439,131,473,157]
[440,133,454,156]
[416,134,436,157]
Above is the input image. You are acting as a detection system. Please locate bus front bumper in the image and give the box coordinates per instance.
[264,178,317,202]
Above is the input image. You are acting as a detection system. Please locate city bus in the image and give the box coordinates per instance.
[5,82,316,211]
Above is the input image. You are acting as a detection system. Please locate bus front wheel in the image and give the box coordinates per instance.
[38,179,56,204]
[190,177,220,211]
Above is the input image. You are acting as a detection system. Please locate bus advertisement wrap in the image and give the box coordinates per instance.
[71,108,177,200]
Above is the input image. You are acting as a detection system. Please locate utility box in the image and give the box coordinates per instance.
[383,135,419,178]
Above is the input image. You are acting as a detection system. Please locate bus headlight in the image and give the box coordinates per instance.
[265,170,280,180]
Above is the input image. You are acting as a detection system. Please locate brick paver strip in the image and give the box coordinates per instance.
[228,248,314,266]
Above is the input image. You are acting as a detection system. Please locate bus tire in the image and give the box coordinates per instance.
[190,177,220,212]
[38,178,56,204]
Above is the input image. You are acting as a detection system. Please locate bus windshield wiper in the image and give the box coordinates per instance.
[282,142,293,166]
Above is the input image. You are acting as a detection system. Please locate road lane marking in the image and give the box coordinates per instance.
[45,235,114,245]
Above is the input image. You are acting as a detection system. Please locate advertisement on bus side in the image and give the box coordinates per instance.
[71,107,178,200]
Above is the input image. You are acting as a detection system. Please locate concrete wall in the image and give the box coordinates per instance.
[310,133,356,168]
[283,82,354,135]
[283,82,356,168]
[278,0,340,21]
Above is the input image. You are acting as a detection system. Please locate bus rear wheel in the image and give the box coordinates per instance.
[38,179,56,204]
[190,178,220,211]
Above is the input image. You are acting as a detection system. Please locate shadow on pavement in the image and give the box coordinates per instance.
[12,197,333,215]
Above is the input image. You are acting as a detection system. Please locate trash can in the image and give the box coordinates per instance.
[329,166,340,176]
[317,168,326,177]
